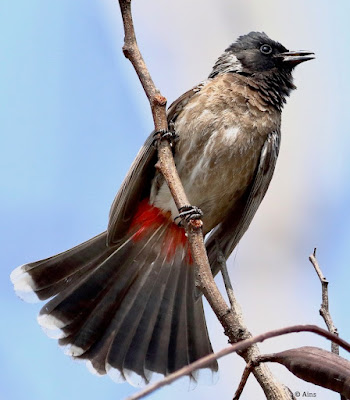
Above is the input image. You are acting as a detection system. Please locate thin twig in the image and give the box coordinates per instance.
[309,249,344,400]
[118,2,292,399]
[309,248,339,354]
[232,361,255,400]
[216,239,237,310]
[126,324,350,400]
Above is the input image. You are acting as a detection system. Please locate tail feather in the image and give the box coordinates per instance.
[122,245,174,381]
[11,201,217,384]
[103,237,166,379]
[10,233,113,302]
[38,237,133,337]
[186,267,219,378]
[45,226,164,344]
[144,248,184,375]
[59,244,141,355]
[79,226,171,380]
[167,250,191,374]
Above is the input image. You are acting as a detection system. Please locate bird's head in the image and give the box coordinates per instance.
[210,31,314,77]
[209,32,314,109]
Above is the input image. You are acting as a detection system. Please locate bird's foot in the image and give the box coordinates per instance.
[174,205,203,226]
[152,126,178,147]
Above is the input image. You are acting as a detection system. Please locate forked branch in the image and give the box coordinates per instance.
[309,248,339,353]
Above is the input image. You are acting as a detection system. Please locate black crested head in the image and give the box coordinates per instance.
[209,31,314,110]
[227,32,288,72]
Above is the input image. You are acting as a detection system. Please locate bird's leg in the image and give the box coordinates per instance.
[152,122,178,148]
[174,205,203,226]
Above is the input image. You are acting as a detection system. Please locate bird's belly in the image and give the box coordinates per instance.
[150,77,278,233]
[152,123,264,233]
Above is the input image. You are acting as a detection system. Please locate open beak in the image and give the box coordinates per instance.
[275,50,315,66]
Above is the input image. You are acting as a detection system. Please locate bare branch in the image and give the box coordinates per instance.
[309,248,339,354]
[118,1,292,398]
[309,249,345,400]
[126,324,350,400]
[234,250,347,400]
[233,361,256,400]
[216,239,237,310]
[118,0,189,209]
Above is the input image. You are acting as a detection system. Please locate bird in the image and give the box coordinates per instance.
[11,32,314,386]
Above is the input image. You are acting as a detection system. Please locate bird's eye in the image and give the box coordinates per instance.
[260,44,273,55]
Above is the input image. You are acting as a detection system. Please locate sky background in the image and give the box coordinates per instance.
[1,1,350,399]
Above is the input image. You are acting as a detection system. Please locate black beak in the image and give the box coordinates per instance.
[274,50,315,66]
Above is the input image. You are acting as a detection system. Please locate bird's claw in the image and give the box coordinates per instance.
[174,205,203,226]
[152,128,178,147]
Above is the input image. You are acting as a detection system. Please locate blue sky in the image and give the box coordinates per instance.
[1,1,350,399]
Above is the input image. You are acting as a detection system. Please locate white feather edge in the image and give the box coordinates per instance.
[86,360,104,376]
[37,313,68,339]
[64,344,85,357]
[10,264,40,303]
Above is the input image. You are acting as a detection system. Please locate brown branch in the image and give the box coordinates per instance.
[232,250,350,400]
[216,239,237,309]
[126,324,350,400]
[118,0,189,210]
[309,248,339,354]
[232,361,256,400]
[118,1,292,399]
[119,0,164,129]
[185,231,291,399]
[309,249,344,400]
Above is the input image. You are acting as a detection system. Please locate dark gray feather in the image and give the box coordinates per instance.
[107,134,157,245]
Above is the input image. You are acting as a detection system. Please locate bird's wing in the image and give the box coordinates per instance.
[107,133,157,245]
[167,81,209,123]
[205,131,281,276]
[107,82,208,245]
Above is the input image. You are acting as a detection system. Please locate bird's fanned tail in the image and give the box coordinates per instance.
[11,200,217,385]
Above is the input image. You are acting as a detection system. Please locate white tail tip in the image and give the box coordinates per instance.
[10,265,40,303]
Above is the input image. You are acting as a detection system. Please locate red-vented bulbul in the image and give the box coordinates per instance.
[11,32,314,385]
